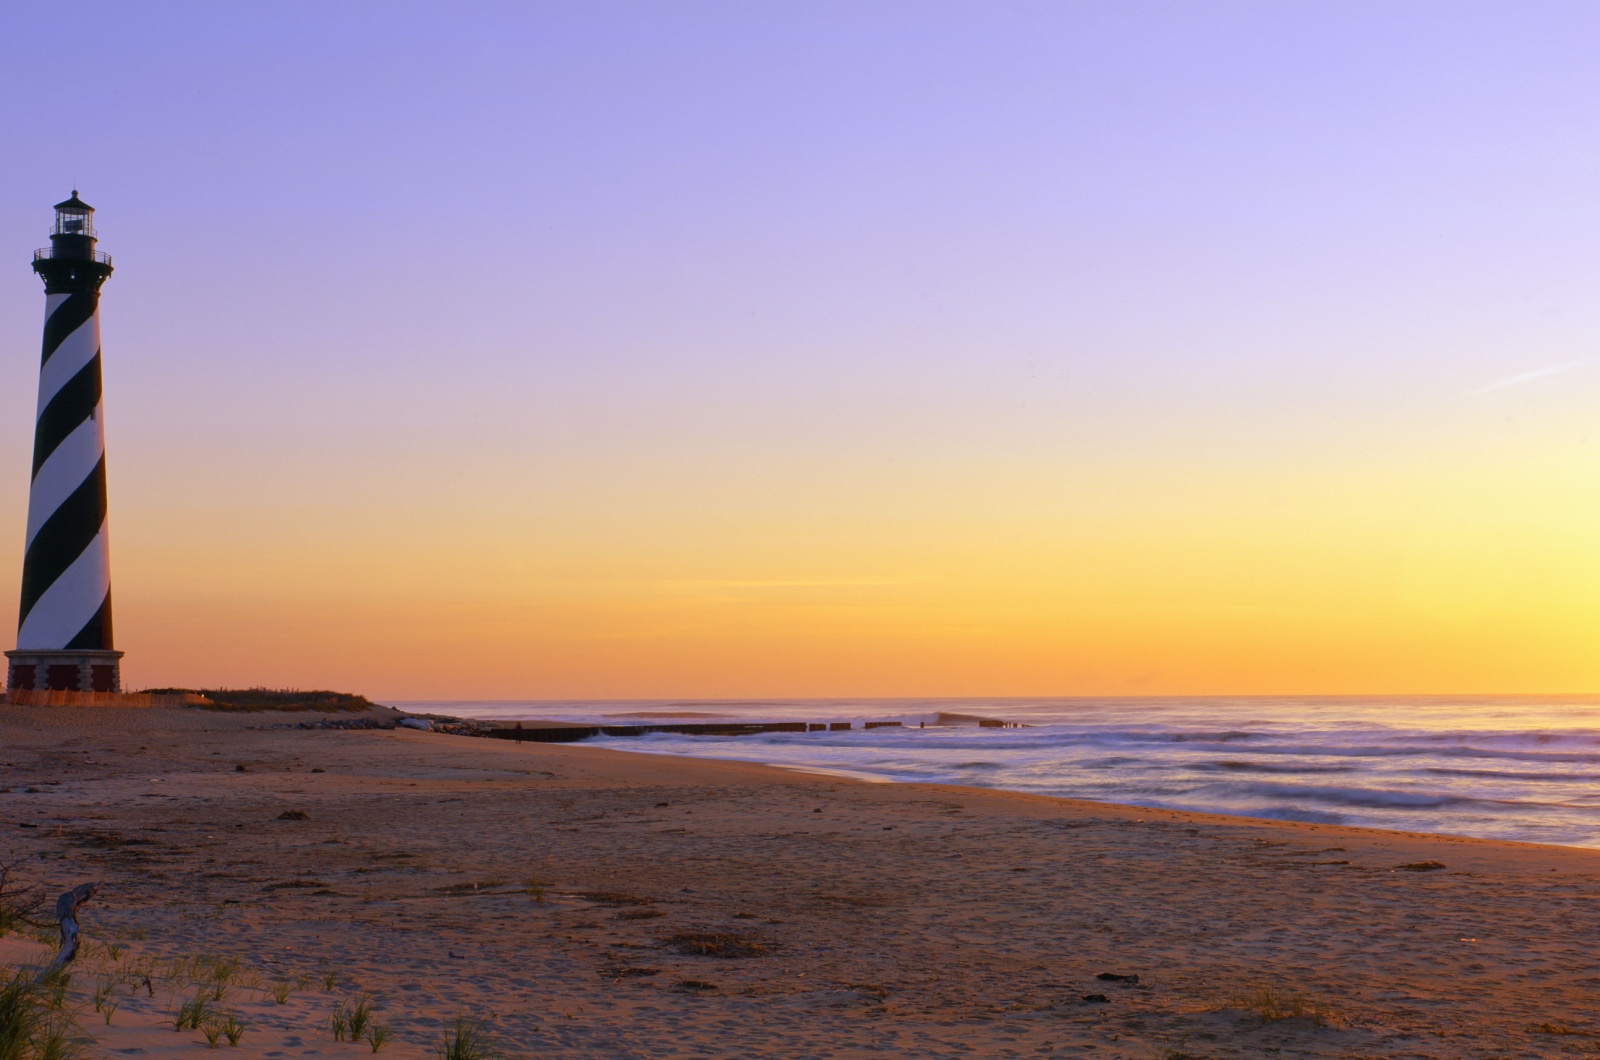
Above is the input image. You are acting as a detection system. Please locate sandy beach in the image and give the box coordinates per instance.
[3,704,1599,1058]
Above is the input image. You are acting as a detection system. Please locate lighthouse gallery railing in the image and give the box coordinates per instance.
[33,247,112,266]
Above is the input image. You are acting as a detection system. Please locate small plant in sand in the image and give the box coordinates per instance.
[346,996,375,1039]
[220,1011,246,1046]
[523,878,547,905]
[319,969,341,991]
[332,995,375,1042]
[1222,983,1335,1027]
[268,978,293,1005]
[173,992,213,1031]
[366,1022,392,1052]
[99,998,117,1027]
[199,1018,223,1048]
[208,956,242,985]
[436,1017,497,1060]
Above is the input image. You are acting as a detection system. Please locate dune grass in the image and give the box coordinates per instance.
[0,968,85,1060]
[331,995,374,1042]
[436,1018,497,1060]
[144,688,379,713]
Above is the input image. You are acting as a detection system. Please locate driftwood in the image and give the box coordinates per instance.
[37,881,98,982]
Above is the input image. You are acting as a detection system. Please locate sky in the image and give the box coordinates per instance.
[3,2,1600,699]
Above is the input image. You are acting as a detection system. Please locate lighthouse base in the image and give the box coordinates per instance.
[5,650,123,694]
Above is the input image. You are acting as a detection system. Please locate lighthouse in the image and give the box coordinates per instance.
[4,192,121,695]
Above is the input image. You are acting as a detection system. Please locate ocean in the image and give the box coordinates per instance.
[388,696,1600,848]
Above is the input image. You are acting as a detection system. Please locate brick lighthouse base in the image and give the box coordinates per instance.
[5,649,123,693]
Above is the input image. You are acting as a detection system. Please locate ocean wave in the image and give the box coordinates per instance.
[1424,767,1600,782]
[1042,734,1600,764]
[1211,781,1558,811]
[1203,760,1360,774]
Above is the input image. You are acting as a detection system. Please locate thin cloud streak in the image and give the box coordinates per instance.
[1471,360,1591,396]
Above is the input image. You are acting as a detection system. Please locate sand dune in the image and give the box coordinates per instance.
[2,704,1598,1057]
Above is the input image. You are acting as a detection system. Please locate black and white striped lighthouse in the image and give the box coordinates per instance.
[4,193,121,695]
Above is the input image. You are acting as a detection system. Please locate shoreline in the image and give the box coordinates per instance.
[466,712,1600,854]
[4,703,1599,1057]
[547,733,1600,866]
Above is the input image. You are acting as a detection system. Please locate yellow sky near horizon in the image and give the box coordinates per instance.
[96,386,1600,699]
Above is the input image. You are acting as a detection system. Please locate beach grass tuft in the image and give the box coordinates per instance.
[339,996,375,1040]
[3,969,88,1060]
[220,1011,246,1046]
[331,995,374,1041]
[435,1017,496,1060]
[26,1015,80,1060]
[0,968,44,1060]
[173,994,208,1031]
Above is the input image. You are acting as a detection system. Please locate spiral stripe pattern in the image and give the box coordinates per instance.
[16,290,113,650]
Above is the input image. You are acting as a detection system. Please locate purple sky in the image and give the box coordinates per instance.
[3,3,1600,696]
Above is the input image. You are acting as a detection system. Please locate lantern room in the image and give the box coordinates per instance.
[47,191,98,260]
